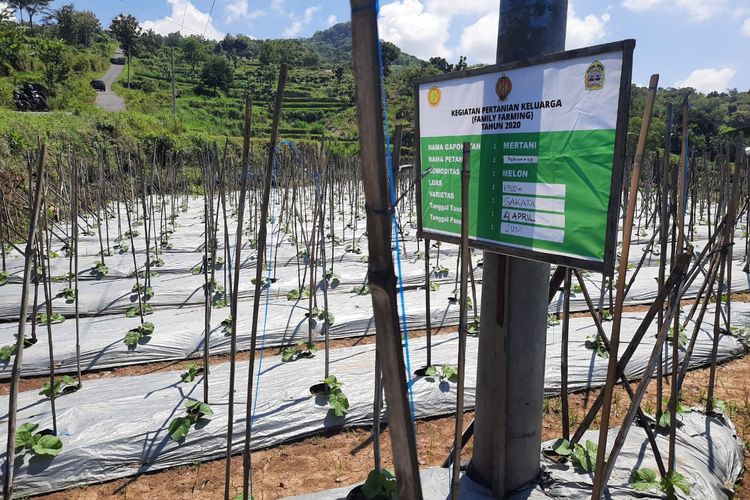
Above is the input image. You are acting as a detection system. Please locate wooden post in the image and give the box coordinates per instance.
[224,96,252,500]
[561,268,571,441]
[591,74,658,499]
[350,1,423,498]
[241,63,287,500]
[450,142,471,499]
[3,144,46,500]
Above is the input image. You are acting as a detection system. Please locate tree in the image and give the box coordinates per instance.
[37,39,71,96]
[7,0,51,28]
[165,31,182,48]
[140,29,162,53]
[0,10,22,75]
[380,40,399,77]
[109,14,141,57]
[428,56,451,73]
[181,36,205,74]
[216,34,249,68]
[200,55,234,96]
[454,55,468,72]
[334,66,345,84]
[51,5,101,47]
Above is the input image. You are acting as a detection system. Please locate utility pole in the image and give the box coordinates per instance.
[170,46,177,119]
[468,1,567,497]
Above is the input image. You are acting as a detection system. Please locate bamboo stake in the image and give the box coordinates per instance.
[241,64,287,500]
[592,74,659,499]
[3,144,46,500]
[450,142,470,499]
[224,96,252,500]
[350,1,422,496]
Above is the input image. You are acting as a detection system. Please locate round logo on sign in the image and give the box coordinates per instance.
[496,75,512,101]
[427,86,441,107]
[584,61,605,91]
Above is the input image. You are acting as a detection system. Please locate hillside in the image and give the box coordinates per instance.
[0,5,748,163]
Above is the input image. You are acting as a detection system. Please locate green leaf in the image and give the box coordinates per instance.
[185,399,213,418]
[286,288,301,301]
[551,438,572,456]
[441,365,459,383]
[425,366,437,377]
[32,434,63,457]
[631,468,659,492]
[328,390,349,417]
[123,330,142,347]
[168,416,192,442]
[570,440,597,473]
[661,471,691,496]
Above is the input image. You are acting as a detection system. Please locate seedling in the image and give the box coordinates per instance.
[600,309,612,321]
[325,269,341,288]
[585,334,609,358]
[360,468,397,500]
[661,471,691,497]
[0,336,36,362]
[168,399,214,442]
[281,341,318,362]
[432,264,449,278]
[123,321,155,348]
[114,242,129,254]
[0,271,8,286]
[36,312,65,324]
[92,260,108,277]
[317,375,349,417]
[630,467,659,492]
[150,256,165,268]
[468,320,480,335]
[352,284,370,295]
[221,317,233,336]
[657,399,690,429]
[180,363,203,383]
[51,272,75,283]
[425,364,458,383]
[15,422,63,458]
[132,283,155,300]
[306,306,335,327]
[547,314,560,326]
[429,281,440,291]
[39,375,79,397]
[569,439,597,473]
[667,325,687,348]
[126,303,154,317]
[345,243,362,254]
[287,287,310,300]
[57,287,76,303]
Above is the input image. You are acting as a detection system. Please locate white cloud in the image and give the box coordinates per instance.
[378,0,452,60]
[327,14,337,27]
[742,17,750,36]
[142,0,224,40]
[458,12,498,64]
[674,67,736,93]
[223,0,265,24]
[271,0,285,14]
[304,6,320,24]
[283,20,303,37]
[620,0,726,20]
[676,0,723,21]
[423,0,495,17]
[566,2,610,49]
[621,0,662,12]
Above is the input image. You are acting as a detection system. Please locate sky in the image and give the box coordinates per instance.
[9,0,750,93]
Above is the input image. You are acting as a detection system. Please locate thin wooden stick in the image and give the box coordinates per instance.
[224,96,252,500]
[592,74,659,499]
[3,144,46,500]
[241,64,287,500]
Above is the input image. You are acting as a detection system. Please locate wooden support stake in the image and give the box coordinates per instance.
[3,144,46,500]
[350,1,422,497]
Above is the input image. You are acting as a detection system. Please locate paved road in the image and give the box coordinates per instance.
[95,48,126,112]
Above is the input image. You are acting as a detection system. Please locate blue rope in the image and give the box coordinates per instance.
[374,1,418,427]
[248,142,285,497]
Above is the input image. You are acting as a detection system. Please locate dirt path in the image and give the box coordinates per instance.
[95,48,126,112]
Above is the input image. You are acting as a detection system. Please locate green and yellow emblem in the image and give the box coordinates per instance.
[427,86,442,107]
[584,60,605,91]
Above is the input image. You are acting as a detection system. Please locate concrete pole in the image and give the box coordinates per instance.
[469,1,567,497]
